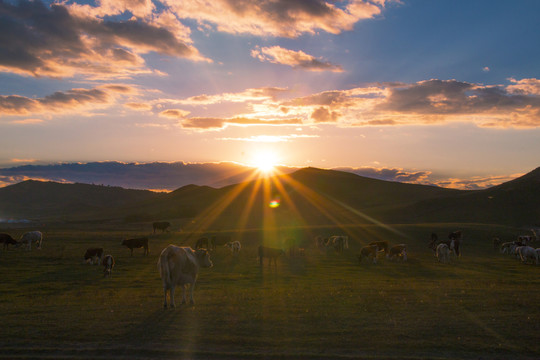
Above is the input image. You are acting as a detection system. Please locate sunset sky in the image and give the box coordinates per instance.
[1,0,539,189]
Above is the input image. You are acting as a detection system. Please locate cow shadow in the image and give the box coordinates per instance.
[120,306,205,355]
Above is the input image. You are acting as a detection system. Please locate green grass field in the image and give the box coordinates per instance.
[0,222,538,359]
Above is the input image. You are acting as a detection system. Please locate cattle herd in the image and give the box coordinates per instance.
[494,229,540,265]
[1,223,539,308]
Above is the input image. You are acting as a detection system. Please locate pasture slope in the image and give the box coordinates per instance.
[0,222,539,359]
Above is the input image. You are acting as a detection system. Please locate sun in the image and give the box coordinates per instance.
[250,150,278,174]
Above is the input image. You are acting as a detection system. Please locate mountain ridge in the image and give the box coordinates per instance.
[0,167,538,227]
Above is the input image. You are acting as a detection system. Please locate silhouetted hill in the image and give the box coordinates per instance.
[0,167,538,227]
[393,167,540,225]
[0,180,161,220]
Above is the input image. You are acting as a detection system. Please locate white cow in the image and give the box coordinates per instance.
[436,243,450,263]
[102,254,115,277]
[518,246,538,265]
[19,231,43,250]
[224,241,241,254]
[158,245,213,308]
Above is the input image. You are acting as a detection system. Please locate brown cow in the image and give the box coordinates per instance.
[369,241,389,254]
[195,237,210,250]
[84,248,104,265]
[387,244,407,261]
[258,246,284,267]
[153,221,170,233]
[0,233,17,250]
[358,245,379,264]
[121,237,149,256]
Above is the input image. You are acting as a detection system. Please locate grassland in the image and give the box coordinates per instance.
[0,222,538,359]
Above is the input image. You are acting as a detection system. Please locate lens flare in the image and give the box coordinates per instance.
[269,197,281,208]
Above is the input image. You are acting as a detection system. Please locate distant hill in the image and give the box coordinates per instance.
[0,180,161,221]
[0,167,538,227]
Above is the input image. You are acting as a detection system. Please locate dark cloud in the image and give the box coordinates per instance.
[0,0,206,78]
[381,79,540,115]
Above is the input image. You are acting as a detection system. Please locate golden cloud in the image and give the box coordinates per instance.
[251,46,343,72]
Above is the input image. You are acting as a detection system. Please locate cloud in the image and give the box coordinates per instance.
[180,116,303,130]
[219,134,319,142]
[432,173,523,190]
[163,0,385,38]
[0,0,208,79]
[159,109,191,118]
[151,78,540,130]
[251,46,343,72]
[0,161,522,191]
[334,166,432,184]
[0,85,136,117]
[176,87,290,105]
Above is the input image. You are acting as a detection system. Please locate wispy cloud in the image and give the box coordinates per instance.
[219,134,319,142]
[251,46,343,72]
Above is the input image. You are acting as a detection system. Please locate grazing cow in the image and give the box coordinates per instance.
[153,221,171,234]
[158,245,213,308]
[121,237,149,256]
[448,231,462,257]
[436,243,450,263]
[224,241,241,254]
[369,241,389,255]
[84,248,104,265]
[329,236,349,253]
[0,233,17,250]
[209,235,232,251]
[358,245,379,264]
[387,244,407,261]
[518,246,538,265]
[102,255,115,277]
[258,246,284,267]
[18,231,43,250]
[195,237,210,250]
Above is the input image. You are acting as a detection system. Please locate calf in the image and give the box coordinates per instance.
[121,237,149,256]
[358,245,379,264]
[102,255,115,277]
[224,241,241,254]
[158,245,213,308]
[436,243,450,263]
[387,244,407,261]
[0,233,17,250]
[258,246,284,267]
[84,248,104,265]
[448,231,462,257]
